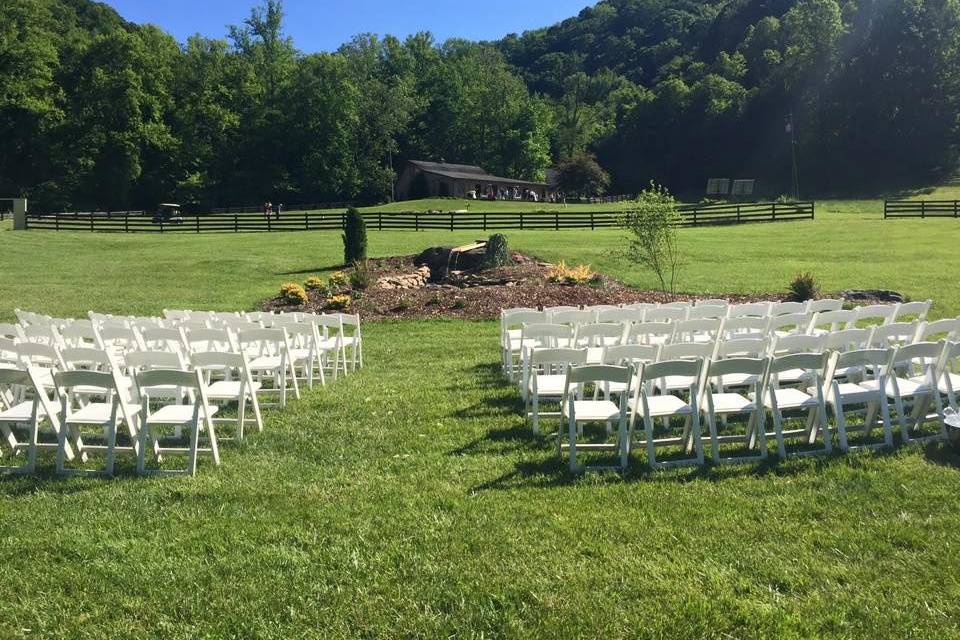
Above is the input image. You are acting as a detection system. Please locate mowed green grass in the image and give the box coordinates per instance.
[2,204,960,637]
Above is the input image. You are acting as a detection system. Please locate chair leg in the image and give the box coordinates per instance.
[568,416,578,473]
[644,415,657,468]
[835,401,849,452]
[187,421,200,477]
[706,411,720,464]
[772,408,787,459]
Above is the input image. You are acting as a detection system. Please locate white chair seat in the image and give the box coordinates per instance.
[938,372,960,395]
[248,356,283,371]
[146,404,219,425]
[776,368,812,384]
[642,395,694,417]
[207,380,261,399]
[822,382,878,405]
[756,388,818,410]
[528,375,569,396]
[710,392,757,414]
[586,347,605,364]
[562,400,621,422]
[654,375,696,391]
[861,376,933,398]
[65,402,139,425]
[0,401,47,422]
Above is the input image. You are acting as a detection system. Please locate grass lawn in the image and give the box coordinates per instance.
[2,204,960,637]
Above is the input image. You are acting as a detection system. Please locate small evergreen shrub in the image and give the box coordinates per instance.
[482,234,510,269]
[342,208,368,265]
[326,294,352,310]
[349,260,373,290]
[280,282,309,306]
[788,272,819,302]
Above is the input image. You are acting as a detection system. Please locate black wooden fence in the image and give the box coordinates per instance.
[884,199,960,219]
[23,201,814,234]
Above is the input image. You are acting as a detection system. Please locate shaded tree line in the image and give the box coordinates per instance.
[1,0,958,212]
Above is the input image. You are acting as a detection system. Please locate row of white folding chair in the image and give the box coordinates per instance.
[528,339,956,472]
[0,362,217,477]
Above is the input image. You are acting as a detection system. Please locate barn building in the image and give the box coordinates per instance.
[395,160,548,202]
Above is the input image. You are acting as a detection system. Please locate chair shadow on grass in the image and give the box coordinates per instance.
[922,440,960,469]
[274,264,344,276]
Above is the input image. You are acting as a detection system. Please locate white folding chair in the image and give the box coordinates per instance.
[95,324,145,359]
[894,301,931,323]
[822,349,894,452]
[139,327,188,354]
[60,321,99,349]
[722,317,767,340]
[807,299,844,314]
[687,305,727,321]
[770,301,808,316]
[809,310,856,335]
[572,323,623,364]
[671,318,723,344]
[766,313,814,339]
[285,322,326,388]
[135,369,219,477]
[728,302,771,319]
[702,357,769,464]
[501,310,547,379]
[645,307,687,323]
[524,347,588,435]
[936,341,960,414]
[191,351,263,440]
[696,299,729,308]
[859,342,947,444]
[237,328,299,408]
[561,364,636,472]
[549,309,595,330]
[337,314,363,371]
[918,318,960,342]
[631,358,705,468]
[15,343,65,392]
[54,369,140,477]
[519,324,575,393]
[759,352,833,459]
[855,304,898,326]
[768,334,826,386]
[0,367,71,474]
[868,322,921,349]
[596,308,645,324]
[623,321,674,346]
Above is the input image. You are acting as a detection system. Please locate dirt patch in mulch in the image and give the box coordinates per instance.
[264,252,805,321]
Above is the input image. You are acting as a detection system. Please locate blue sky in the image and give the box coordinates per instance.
[103,0,594,52]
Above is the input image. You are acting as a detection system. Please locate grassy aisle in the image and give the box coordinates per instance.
[0,320,958,637]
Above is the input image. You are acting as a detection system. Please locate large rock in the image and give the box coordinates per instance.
[841,289,905,303]
[377,266,431,290]
[415,246,485,281]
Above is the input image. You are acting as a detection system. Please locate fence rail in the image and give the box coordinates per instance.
[23,201,814,234]
[884,199,960,219]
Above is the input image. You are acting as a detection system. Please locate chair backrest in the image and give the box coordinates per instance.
[891,341,946,375]
[770,301,808,316]
[54,369,118,397]
[769,352,829,377]
[810,310,856,333]
[502,310,546,330]
[542,305,578,317]
[727,302,771,319]
[60,347,114,372]
[60,320,98,348]
[660,341,715,361]
[645,307,687,323]
[640,359,704,390]
[96,325,144,353]
[687,305,727,320]
[807,299,844,313]
[573,323,623,347]
[661,301,693,310]
[139,327,187,353]
[184,328,235,353]
[19,323,60,346]
[163,309,192,321]
[0,337,18,368]
[565,364,634,386]
[919,318,960,342]
[0,323,19,340]
[855,304,897,325]
[894,300,931,322]
[671,318,723,343]
[601,344,660,366]
[824,328,872,352]
[767,313,813,336]
[716,337,767,359]
[834,348,893,381]
[696,299,729,307]
[16,342,64,371]
[237,328,290,357]
[869,321,921,348]
[596,308,645,324]
[519,323,572,349]
[549,309,594,327]
[125,350,186,374]
[706,357,768,387]
[136,369,206,405]
[722,317,767,340]
[623,322,674,345]
[622,303,658,312]
[770,333,826,357]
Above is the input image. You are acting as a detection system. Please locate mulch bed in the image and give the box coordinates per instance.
[264,252,799,321]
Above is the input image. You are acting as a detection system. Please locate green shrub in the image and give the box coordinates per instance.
[482,234,510,269]
[328,271,349,290]
[343,208,368,265]
[618,182,683,293]
[349,260,373,291]
[326,294,352,310]
[280,282,309,306]
[304,276,328,294]
[788,272,819,302]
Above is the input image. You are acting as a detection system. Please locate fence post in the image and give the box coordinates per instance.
[590,212,594,230]
[415,212,419,232]
[304,212,309,231]
[56,215,60,231]
[125,211,130,233]
[89,214,94,233]
[555,211,559,231]
[955,201,958,219]
[921,201,926,219]
[195,214,200,234]
[267,214,272,232]
[450,212,454,232]
[234,213,239,233]
[378,212,383,231]
[520,212,524,230]
[483,212,487,231]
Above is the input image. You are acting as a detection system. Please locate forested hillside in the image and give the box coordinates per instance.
[2,0,958,211]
